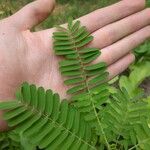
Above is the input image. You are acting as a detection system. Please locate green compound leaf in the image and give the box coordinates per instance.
[0,82,95,150]
[0,130,23,150]
[54,19,111,149]
[134,120,150,150]
[101,88,150,149]
[0,101,22,110]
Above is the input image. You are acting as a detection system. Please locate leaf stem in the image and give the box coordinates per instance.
[68,28,111,150]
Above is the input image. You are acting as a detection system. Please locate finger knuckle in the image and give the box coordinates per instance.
[104,29,116,45]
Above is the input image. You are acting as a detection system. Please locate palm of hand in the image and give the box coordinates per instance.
[0,20,66,99]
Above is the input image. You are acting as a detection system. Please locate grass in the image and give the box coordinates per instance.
[0,0,118,29]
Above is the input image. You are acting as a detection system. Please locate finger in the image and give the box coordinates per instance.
[108,53,135,80]
[90,8,150,49]
[93,25,150,65]
[36,0,145,48]
[77,0,145,32]
[10,0,55,30]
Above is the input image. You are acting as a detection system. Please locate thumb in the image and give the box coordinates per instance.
[10,0,55,30]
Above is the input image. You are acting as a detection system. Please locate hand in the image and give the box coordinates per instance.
[0,0,149,131]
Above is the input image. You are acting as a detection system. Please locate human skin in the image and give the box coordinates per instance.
[0,0,149,131]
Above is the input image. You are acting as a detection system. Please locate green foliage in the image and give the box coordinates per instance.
[54,19,110,148]
[134,40,150,61]
[0,82,94,150]
[134,120,150,150]
[0,131,22,150]
[101,89,150,149]
[0,15,150,150]
[119,60,150,98]
[20,134,37,150]
[146,0,150,7]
